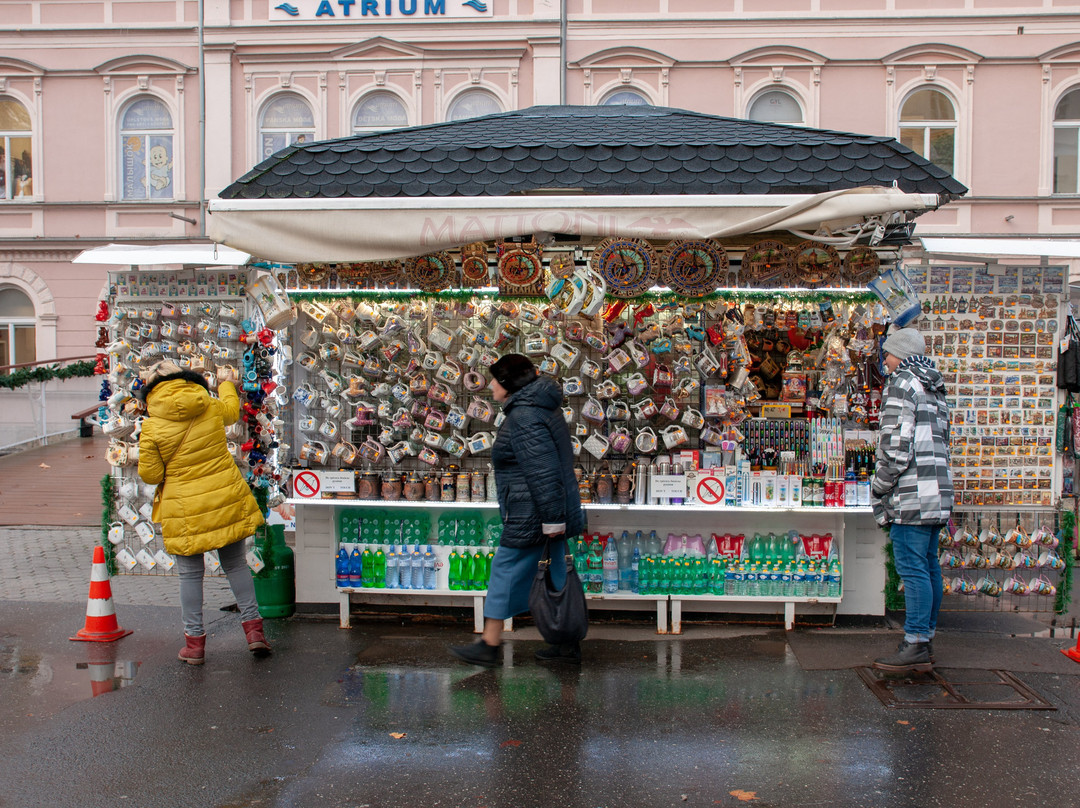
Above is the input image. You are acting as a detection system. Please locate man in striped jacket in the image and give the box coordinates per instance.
[871,327,953,673]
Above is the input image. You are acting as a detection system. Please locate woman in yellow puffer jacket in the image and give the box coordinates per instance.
[137,359,268,665]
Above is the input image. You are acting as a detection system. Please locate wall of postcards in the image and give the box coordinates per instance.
[904,264,1067,509]
[97,269,286,576]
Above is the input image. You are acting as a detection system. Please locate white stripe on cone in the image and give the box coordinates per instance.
[87,599,118,618]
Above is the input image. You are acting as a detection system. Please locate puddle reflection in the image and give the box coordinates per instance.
[73,642,141,698]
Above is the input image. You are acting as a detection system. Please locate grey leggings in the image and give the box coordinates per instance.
[174,540,260,636]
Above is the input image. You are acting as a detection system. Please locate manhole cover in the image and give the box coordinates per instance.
[854,667,1056,710]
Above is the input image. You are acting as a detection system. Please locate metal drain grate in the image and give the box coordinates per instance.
[854,667,1057,710]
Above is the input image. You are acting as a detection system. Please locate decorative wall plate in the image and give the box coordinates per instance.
[793,241,841,288]
[459,242,490,286]
[404,252,455,292]
[662,238,728,297]
[591,237,659,298]
[842,245,880,285]
[740,240,792,288]
[497,240,545,296]
[297,262,330,284]
[548,252,576,280]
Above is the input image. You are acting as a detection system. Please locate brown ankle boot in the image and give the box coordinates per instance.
[179,633,206,665]
[242,618,271,655]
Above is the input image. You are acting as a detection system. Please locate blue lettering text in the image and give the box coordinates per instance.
[315,0,335,14]
[361,0,378,13]
[338,0,355,13]
[400,0,416,12]
[425,0,445,13]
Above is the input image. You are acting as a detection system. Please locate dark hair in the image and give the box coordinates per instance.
[139,369,209,402]
[490,353,538,395]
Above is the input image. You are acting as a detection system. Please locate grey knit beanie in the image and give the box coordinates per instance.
[881,328,926,361]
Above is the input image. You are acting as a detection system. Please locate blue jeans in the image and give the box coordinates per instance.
[174,540,261,636]
[890,523,944,644]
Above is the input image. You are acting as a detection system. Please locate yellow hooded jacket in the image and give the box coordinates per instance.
[138,378,263,556]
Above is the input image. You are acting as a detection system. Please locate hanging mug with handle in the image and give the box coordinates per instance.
[661,424,689,449]
[680,407,705,430]
[583,432,610,460]
[635,426,659,453]
[609,427,633,454]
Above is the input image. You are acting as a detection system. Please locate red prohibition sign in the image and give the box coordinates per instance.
[696,476,725,505]
[294,470,321,498]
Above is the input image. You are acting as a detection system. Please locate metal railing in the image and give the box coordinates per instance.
[0,355,99,453]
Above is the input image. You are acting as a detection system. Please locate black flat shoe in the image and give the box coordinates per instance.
[535,642,582,663]
[450,638,501,667]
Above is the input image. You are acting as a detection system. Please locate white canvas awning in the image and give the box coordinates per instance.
[207,187,941,263]
[919,238,1080,260]
[73,242,252,268]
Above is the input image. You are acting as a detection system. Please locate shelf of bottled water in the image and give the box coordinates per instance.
[581,529,842,601]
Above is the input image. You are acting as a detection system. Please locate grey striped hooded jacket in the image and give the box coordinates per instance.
[871,355,954,526]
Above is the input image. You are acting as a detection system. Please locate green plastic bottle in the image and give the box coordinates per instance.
[373,546,386,587]
[448,548,462,590]
[361,546,374,588]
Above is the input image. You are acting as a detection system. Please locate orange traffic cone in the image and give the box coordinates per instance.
[1063,635,1080,664]
[86,641,119,697]
[70,545,133,643]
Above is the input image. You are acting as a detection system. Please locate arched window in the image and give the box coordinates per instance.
[447,90,503,122]
[119,97,174,201]
[353,93,408,134]
[1053,87,1080,195]
[599,89,650,106]
[747,90,804,124]
[0,287,35,366]
[259,94,316,159]
[899,88,956,176]
[0,98,33,200]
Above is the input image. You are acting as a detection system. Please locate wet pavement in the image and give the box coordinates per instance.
[2,595,1079,808]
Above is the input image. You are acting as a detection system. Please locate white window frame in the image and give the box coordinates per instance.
[597,88,652,106]
[0,287,36,366]
[351,90,411,135]
[896,85,960,180]
[257,92,316,161]
[112,92,179,203]
[1051,84,1080,196]
[0,92,39,203]
[444,88,505,122]
[745,87,806,125]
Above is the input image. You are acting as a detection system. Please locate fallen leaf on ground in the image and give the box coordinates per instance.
[39,463,50,469]
[500,739,521,748]
[730,790,758,802]
[897,720,909,725]
[389,732,406,739]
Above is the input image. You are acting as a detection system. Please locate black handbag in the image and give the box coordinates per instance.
[528,539,588,646]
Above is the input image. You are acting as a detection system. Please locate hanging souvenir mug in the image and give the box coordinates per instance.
[446,405,468,430]
[595,379,620,400]
[551,340,581,368]
[632,397,658,420]
[423,429,444,449]
[583,432,610,460]
[299,440,329,464]
[606,399,630,421]
[581,396,606,425]
[609,427,633,454]
[359,437,385,464]
[627,339,650,368]
[626,372,649,396]
[658,397,680,421]
[580,359,602,380]
[468,431,495,454]
[418,446,440,466]
[386,441,412,464]
[695,348,720,377]
[425,409,447,431]
[569,435,582,456]
[605,347,631,374]
[635,426,659,453]
[463,371,487,392]
[443,432,467,458]
[428,381,454,405]
[332,441,359,465]
[437,359,463,385]
[467,397,494,423]
[661,424,689,449]
[700,424,725,446]
[318,420,339,440]
[563,376,585,396]
[581,267,607,317]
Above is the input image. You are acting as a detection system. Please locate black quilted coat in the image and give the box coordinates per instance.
[491,375,584,548]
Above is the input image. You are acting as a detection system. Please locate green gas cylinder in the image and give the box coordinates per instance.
[253,524,296,618]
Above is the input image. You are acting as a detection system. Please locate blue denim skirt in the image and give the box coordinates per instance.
[483,541,567,621]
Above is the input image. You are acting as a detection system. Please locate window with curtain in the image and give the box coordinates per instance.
[353,93,408,134]
[259,94,316,159]
[1053,87,1080,195]
[899,88,957,176]
[0,97,33,200]
[747,90,804,124]
[447,90,503,121]
[0,287,35,366]
[599,90,650,106]
[119,97,174,201]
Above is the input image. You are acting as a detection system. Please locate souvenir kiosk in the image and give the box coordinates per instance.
[187,107,1070,630]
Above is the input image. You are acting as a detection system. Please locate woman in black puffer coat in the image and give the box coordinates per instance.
[450,354,584,667]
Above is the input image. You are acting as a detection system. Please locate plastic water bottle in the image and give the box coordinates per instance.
[647,530,662,556]
[586,540,603,593]
[731,561,745,596]
[448,548,462,590]
[810,560,825,597]
[361,546,375,588]
[373,546,386,588]
[398,545,412,589]
[782,563,794,597]
[335,548,350,588]
[423,545,437,590]
[693,558,707,594]
[348,547,363,588]
[725,562,737,597]
[618,531,632,590]
[471,549,485,589]
[385,545,399,589]
[828,559,842,598]
[410,545,424,590]
[794,561,808,597]
[630,548,641,594]
[603,534,619,594]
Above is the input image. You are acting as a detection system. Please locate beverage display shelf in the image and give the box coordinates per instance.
[336,586,483,595]
[292,498,873,514]
[667,595,842,603]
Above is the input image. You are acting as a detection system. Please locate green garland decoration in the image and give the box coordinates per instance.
[284,287,877,306]
[1054,509,1075,615]
[100,474,118,576]
[882,529,906,612]
[0,360,96,391]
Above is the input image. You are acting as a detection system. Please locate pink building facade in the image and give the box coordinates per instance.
[2,0,1080,374]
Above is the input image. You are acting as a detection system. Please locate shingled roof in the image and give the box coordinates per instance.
[220,104,968,201]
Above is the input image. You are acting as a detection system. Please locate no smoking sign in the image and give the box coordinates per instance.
[695,475,726,505]
[293,470,321,498]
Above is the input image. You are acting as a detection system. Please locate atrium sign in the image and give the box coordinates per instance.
[271,0,492,19]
